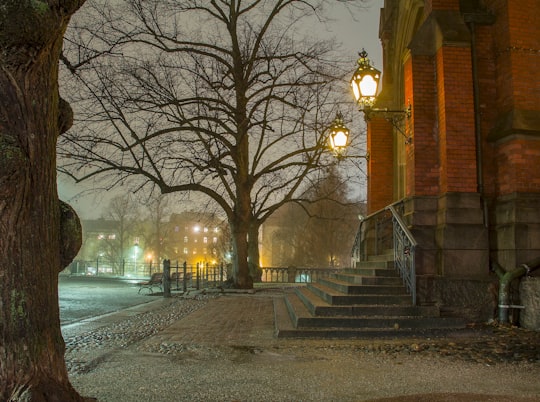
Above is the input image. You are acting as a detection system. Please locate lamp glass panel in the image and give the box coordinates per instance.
[332,131,348,148]
[360,75,377,97]
[351,80,361,102]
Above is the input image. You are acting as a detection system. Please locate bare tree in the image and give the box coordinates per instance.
[59,0,363,288]
[0,0,93,400]
[271,165,363,267]
[140,193,172,264]
[99,194,140,272]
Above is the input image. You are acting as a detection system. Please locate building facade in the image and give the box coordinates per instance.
[360,0,540,320]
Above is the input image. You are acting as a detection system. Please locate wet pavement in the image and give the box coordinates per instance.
[59,275,154,324]
[62,287,540,401]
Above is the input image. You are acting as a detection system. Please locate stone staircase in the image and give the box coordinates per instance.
[274,253,467,338]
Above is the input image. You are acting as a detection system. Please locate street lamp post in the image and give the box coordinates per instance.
[350,49,412,144]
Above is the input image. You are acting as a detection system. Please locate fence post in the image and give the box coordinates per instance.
[163,259,171,298]
[196,262,200,290]
[183,261,188,292]
[122,259,125,276]
[175,260,179,290]
[220,262,224,284]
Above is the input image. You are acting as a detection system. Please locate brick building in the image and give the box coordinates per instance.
[358,0,540,320]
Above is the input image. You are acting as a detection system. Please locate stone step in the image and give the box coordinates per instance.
[355,260,394,270]
[366,252,394,262]
[307,283,412,306]
[295,287,440,317]
[273,294,467,339]
[333,273,403,286]
[343,267,399,277]
[319,278,408,296]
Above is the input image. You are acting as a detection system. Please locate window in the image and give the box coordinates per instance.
[183,247,188,254]
[175,226,179,232]
[108,234,116,240]
[204,227,209,233]
[184,236,188,243]
[97,234,105,240]
[203,237,208,244]
[213,237,218,244]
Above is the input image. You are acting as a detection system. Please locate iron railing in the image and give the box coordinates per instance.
[387,205,417,305]
[351,201,417,305]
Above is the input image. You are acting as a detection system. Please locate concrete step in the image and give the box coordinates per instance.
[307,283,412,306]
[273,294,467,339]
[333,273,403,286]
[295,287,440,318]
[319,278,408,296]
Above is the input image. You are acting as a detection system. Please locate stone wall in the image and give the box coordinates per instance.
[520,277,540,330]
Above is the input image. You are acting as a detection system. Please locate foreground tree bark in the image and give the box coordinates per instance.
[0,1,90,400]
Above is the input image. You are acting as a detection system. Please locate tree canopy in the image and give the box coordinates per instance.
[60,0,366,287]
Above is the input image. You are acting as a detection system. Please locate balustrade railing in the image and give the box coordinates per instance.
[260,267,340,283]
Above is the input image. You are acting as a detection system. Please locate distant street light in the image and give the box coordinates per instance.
[328,112,350,157]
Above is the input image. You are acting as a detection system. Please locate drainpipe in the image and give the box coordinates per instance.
[491,258,540,323]
[464,11,495,228]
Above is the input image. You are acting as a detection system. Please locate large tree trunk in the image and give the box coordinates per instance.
[248,222,262,283]
[230,219,253,289]
[0,1,89,400]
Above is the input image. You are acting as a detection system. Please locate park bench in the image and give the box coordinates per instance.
[137,272,163,294]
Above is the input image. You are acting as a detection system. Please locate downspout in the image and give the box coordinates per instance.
[463,11,496,227]
[468,20,488,228]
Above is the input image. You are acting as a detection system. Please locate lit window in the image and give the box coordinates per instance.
[204,227,208,233]
[212,248,217,255]
[108,234,116,240]
[213,237,218,244]
[214,227,219,233]
[97,234,105,240]
[192,248,197,254]
[183,247,188,254]
[203,237,208,244]
[184,236,188,243]
[203,248,207,254]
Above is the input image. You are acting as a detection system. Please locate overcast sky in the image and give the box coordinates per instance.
[57,0,384,219]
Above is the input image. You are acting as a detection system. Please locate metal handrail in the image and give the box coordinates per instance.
[386,205,417,305]
[350,201,417,305]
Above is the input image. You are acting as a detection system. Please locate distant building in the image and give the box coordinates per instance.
[168,212,228,266]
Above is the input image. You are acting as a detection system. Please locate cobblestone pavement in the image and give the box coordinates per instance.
[65,289,540,402]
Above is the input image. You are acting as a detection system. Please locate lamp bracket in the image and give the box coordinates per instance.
[362,104,412,144]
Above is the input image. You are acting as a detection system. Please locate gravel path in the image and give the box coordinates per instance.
[64,293,540,402]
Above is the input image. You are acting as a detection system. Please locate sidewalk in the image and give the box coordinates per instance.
[65,289,540,402]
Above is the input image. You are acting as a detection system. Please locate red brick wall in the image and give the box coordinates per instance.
[404,53,439,197]
[367,117,394,213]
[485,0,540,196]
[436,46,478,193]
[496,139,540,194]
[424,0,460,15]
